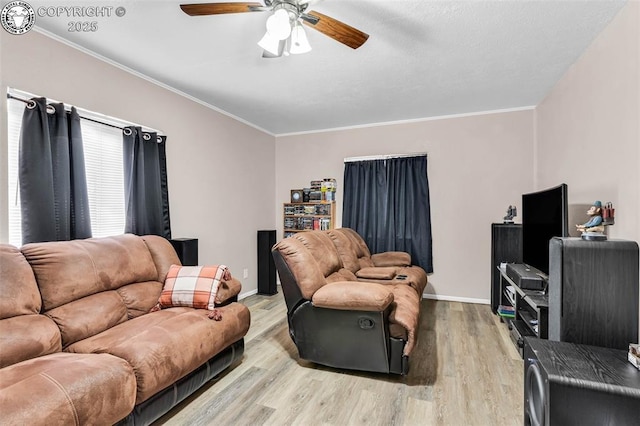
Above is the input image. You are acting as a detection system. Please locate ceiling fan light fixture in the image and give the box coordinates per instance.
[290,22,311,54]
[266,8,292,40]
[258,31,282,56]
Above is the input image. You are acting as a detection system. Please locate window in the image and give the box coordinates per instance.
[6,92,125,246]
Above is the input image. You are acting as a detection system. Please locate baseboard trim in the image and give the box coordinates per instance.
[422,293,490,305]
[238,288,258,300]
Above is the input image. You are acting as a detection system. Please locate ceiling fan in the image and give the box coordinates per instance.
[180,1,369,57]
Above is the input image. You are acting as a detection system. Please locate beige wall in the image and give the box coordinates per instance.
[535,1,639,338]
[0,31,276,297]
[535,1,639,244]
[276,110,535,302]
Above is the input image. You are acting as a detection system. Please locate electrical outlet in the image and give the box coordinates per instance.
[243,268,249,279]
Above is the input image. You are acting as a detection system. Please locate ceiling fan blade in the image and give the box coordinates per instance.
[301,10,369,49]
[180,2,265,16]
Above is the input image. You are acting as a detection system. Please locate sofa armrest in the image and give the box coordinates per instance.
[355,266,398,280]
[312,281,393,311]
[371,251,411,267]
[215,277,242,306]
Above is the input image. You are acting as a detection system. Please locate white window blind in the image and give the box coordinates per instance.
[7,99,22,247]
[81,119,125,238]
[7,98,125,246]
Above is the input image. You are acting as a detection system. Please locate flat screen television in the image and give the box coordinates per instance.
[522,184,569,276]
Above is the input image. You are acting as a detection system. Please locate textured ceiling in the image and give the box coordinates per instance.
[29,0,626,135]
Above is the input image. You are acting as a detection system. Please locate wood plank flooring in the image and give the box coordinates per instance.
[156,291,523,426]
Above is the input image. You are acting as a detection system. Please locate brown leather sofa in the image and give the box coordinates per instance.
[0,234,250,425]
[271,228,427,375]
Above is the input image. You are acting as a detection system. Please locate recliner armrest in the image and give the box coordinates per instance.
[371,251,411,267]
[312,281,394,311]
[356,266,398,280]
[215,278,242,306]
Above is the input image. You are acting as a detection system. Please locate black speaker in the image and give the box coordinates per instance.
[257,230,277,295]
[490,223,522,313]
[170,238,198,266]
[549,237,639,350]
[524,337,640,426]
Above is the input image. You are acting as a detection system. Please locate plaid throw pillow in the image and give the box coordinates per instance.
[158,265,231,310]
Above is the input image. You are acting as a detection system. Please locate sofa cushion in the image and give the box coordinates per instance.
[66,302,251,404]
[337,228,372,259]
[0,244,41,319]
[22,234,158,311]
[158,265,229,310]
[0,244,62,367]
[0,352,136,425]
[273,237,331,299]
[292,232,342,278]
[0,315,61,368]
[325,229,361,273]
[45,291,129,348]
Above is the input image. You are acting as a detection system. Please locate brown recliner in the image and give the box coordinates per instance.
[272,231,421,375]
[327,228,428,296]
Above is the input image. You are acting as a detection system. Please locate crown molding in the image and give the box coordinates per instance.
[276,106,536,137]
[32,27,276,137]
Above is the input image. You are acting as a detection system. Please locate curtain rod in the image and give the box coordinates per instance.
[6,92,163,135]
[344,152,427,163]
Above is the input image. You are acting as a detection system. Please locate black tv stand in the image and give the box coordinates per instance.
[498,266,549,357]
[496,238,639,357]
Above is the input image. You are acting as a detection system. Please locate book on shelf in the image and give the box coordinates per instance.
[498,304,515,318]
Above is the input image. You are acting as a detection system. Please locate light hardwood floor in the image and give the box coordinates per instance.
[156,291,524,426]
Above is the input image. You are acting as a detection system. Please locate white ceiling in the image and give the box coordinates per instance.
[30,0,626,135]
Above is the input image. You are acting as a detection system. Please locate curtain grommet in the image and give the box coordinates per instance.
[143,133,152,141]
[46,105,56,114]
[26,100,37,109]
[123,127,133,136]
[157,136,162,143]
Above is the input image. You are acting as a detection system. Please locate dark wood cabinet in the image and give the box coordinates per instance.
[491,223,522,313]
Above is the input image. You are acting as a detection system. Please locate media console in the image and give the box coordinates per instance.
[494,236,639,357]
[498,266,548,356]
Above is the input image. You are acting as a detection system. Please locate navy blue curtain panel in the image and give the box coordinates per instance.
[18,98,92,244]
[123,126,171,238]
[343,155,433,273]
